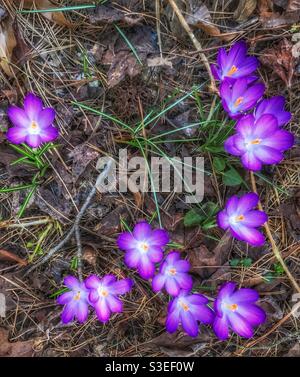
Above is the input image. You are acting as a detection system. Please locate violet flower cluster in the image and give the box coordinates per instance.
[117,221,266,339]
[212,40,294,172]
[6,93,59,148]
[212,41,295,246]
[57,274,133,324]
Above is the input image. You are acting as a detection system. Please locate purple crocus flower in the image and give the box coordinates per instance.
[85,274,133,323]
[217,192,267,247]
[211,41,259,82]
[213,282,266,340]
[6,93,58,148]
[57,276,90,324]
[166,290,214,337]
[152,251,193,296]
[224,114,294,171]
[254,96,292,127]
[220,78,265,119]
[117,221,169,280]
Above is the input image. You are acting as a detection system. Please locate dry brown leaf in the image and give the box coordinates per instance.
[89,4,141,26]
[234,0,257,22]
[260,38,295,87]
[0,16,17,76]
[185,4,234,41]
[0,328,34,357]
[259,0,300,27]
[0,248,27,266]
[21,0,72,27]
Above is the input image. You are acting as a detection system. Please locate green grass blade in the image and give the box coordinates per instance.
[18,185,37,218]
[0,184,35,193]
[114,24,143,65]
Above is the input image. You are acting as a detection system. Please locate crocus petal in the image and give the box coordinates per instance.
[107,295,123,313]
[148,246,164,263]
[237,304,266,326]
[175,260,191,273]
[166,308,180,333]
[6,127,28,144]
[236,193,259,213]
[165,278,180,296]
[233,56,259,78]
[85,275,100,289]
[117,232,135,251]
[64,275,80,289]
[227,41,247,68]
[211,64,221,80]
[191,305,214,325]
[263,130,294,151]
[188,294,208,306]
[242,210,268,227]
[213,315,230,340]
[242,83,265,110]
[235,114,255,137]
[230,288,259,304]
[152,274,166,292]
[228,311,254,338]
[102,275,116,286]
[24,93,43,119]
[89,289,99,303]
[253,114,278,138]
[111,278,133,295]
[180,310,198,337]
[138,256,155,279]
[76,301,89,323]
[149,229,169,246]
[165,251,180,264]
[226,195,239,215]
[241,151,262,171]
[217,47,227,70]
[175,273,193,291]
[25,134,42,148]
[217,210,229,229]
[231,223,265,246]
[39,126,59,143]
[218,282,236,302]
[61,302,76,324]
[95,300,111,322]
[57,291,73,305]
[255,146,283,164]
[224,135,243,156]
[7,106,30,128]
[37,108,56,128]
[133,222,152,240]
[124,249,141,268]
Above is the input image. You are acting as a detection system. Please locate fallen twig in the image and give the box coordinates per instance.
[25,160,113,278]
[167,0,218,94]
[0,249,27,266]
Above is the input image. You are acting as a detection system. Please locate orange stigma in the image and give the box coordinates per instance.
[30,121,38,129]
[74,291,81,301]
[250,138,261,145]
[99,289,108,297]
[140,243,149,252]
[234,97,244,107]
[180,302,190,312]
[169,268,177,276]
[235,214,245,222]
[228,303,238,311]
[227,65,238,76]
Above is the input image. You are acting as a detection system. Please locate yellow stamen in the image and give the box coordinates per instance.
[250,138,261,145]
[169,268,177,276]
[140,243,149,252]
[30,121,38,129]
[227,65,238,76]
[235,215,245,222]
[228,303,238,311]
[100,289,108,297]
[180,302,189,311]
[234,97,244,107]
[74,291,81,301]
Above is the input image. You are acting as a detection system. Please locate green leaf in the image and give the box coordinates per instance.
[213,157,226,172]
[223,167,243,186]
[184,209,205,227]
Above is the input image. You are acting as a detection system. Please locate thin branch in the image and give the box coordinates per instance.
[167,0,218,94]
[250,171,300,294]
[25,160,113,276]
